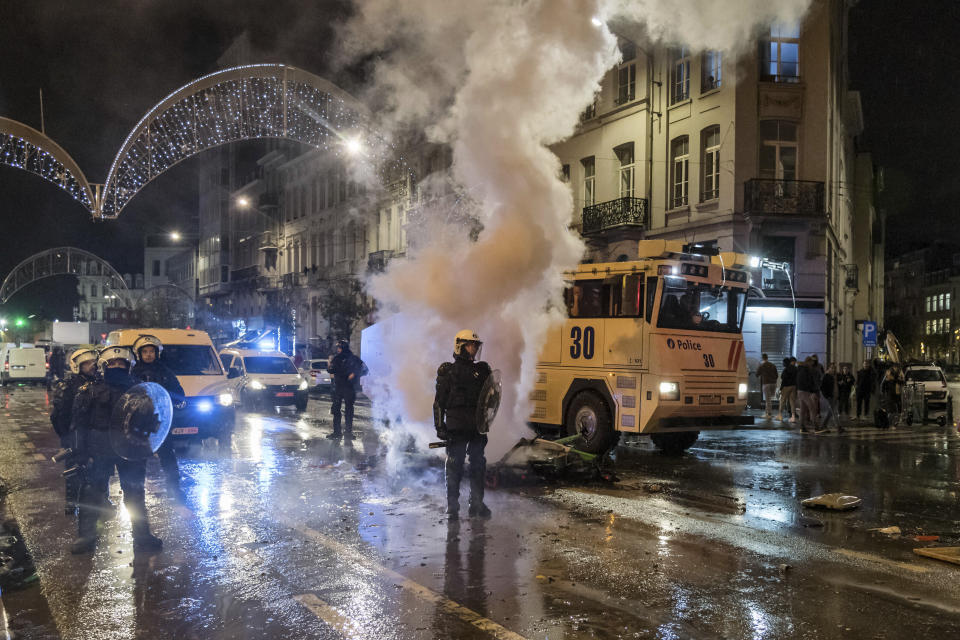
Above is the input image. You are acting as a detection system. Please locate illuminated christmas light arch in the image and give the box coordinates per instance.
[0,117,97,210]
[99,63,391,218]
[0,65,399,219]
[0,247,131,305]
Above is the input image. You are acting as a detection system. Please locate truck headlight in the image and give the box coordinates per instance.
[659,381,680,401]
[298,378,309,391]
[249,380,264,390]
[738,383,747,399]
[218,393,233,407]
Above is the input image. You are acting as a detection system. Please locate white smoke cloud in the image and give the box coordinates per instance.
[343,0,811,459]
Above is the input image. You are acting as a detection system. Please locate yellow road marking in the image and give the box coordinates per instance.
[293,594,361,636]
[290,524,529,640]
[835,548,929,574]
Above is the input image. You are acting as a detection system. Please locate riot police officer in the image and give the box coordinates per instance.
[434,330,492,519]
[326,339,367,440]
[131,335,185,493]
[49,348,99,515]
[70,346,162,554]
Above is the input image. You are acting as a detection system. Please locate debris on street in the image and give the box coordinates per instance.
[801,493,862,510]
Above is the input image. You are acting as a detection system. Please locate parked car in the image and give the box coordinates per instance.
[107,328,236,447]
[220,348,309,412]
[300,358,332,394]
[903,362,953,426]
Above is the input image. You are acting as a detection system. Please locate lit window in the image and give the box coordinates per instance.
[581,157,596,207]
[701,126,721,201]
[762,22,800,82]
[759,120,798,182]
[926,296,932,313]
[670,136,689,209]
[670,47,690,104]
[702,50,722,91]
[615,143,635,198]
[940,293,946,311]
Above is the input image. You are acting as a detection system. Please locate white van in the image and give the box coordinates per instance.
[107,328,236,445]
[219,348,309,412]
[3,348,47,385]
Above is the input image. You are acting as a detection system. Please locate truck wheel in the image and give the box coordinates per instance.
[565,391,618,454]
[651,431,700,455]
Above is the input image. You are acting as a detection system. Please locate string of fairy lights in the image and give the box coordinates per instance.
[0,132,93,209]
[0,64,407,219]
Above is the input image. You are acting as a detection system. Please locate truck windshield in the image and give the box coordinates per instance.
[161,345,223,375]
[244,357,298,375]
[657,276,746,333]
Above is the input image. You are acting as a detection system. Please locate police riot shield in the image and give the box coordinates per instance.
[475,369,502,435]
[109,382,173,460]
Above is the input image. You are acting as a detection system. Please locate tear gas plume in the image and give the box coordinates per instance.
[342,0,811,460]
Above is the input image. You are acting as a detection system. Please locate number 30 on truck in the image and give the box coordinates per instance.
[530,240,755,454]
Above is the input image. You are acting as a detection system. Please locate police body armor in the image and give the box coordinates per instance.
[50,375,90,437]
[436,356,492,437]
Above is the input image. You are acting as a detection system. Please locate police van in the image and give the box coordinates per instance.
[530,240,754,454]
[107,328,235,446]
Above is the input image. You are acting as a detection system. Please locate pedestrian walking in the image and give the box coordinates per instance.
[818,363,842,433]
[70,346,162,554]
[326,339,367,440]
[837,364,855,418]
[49,348,99,515]
[796,356,821,433]
[131,335,186,495]
[755,354,779,418]
[855,360,875,422]
[778,357,798,422]
[433,330,493,519]
[879,367,900,428]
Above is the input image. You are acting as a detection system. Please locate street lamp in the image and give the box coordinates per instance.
[170,231,182,242]
[237,196,251,209]
[344,136,363,156]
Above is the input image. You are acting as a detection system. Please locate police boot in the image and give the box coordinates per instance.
[468,502,492,519]
[328,412,342,439]
[71,508,97,554]
[132,520,163,552]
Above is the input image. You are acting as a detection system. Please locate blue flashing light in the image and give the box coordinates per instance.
[196,400,213,413]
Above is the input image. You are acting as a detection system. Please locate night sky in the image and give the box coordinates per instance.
[0,0,953,320]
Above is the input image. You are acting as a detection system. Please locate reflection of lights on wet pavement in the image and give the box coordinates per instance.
[748,602,771,639]
[604,512,616,542]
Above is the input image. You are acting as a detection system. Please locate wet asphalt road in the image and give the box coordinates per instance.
[2,387,960,639]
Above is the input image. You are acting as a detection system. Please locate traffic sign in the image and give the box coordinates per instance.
[862,321,877,347]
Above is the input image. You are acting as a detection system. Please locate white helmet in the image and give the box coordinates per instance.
[454,329,483,359]
[69,348,99,375]
[97,346,136,371]
[132,334,163,357]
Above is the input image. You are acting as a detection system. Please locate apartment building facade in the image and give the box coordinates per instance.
[550,0,881,393]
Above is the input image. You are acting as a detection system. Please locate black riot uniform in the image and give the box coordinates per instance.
[132,358,185,491]
[326,341,367,440]
[70,367,162,554]
[434,350,492,518]
[50,370,97,513]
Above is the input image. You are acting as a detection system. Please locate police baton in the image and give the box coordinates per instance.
[428,441,449,449]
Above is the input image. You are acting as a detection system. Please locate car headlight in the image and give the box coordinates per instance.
[298,378,309,390]
[659,381,680,401]
[249,380,264,390]
[218,392,233,407]
[738,383,747,399]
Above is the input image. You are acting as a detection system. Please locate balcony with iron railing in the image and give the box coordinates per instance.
[367,249,395,273]
[581,196,648,236]
[743,179,825,220]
